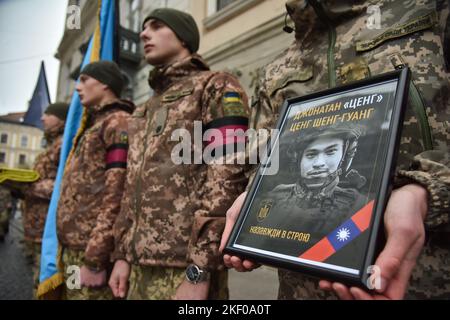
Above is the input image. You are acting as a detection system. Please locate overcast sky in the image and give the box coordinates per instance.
[0,0,68,115]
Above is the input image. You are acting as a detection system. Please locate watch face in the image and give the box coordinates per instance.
[186,265,200,282]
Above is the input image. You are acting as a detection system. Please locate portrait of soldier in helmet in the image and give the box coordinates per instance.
[287,123,367,203]
[237,122,371,268]
[269,123,368,236]
[230,78,413,279]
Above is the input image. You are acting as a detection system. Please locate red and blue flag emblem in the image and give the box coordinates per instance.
[300,200,374,262]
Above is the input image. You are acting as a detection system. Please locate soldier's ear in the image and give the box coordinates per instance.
[101,84,109,92]
[181,41,189,50]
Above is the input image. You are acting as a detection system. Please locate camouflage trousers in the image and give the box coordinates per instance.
[277,242,450,300]
[127,265,229,300]
[24,241,41,299]
[405,241,450,299]
[62,248,113,300]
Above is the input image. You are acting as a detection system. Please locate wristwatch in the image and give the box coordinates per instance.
[185,264,210,284]
[83,259,104,273]
[86,265,104,273]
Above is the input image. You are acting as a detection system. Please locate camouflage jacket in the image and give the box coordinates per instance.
[113,54,249,271]
[22,123,64,243]
[251,0,449,232]
[57,100,134,269]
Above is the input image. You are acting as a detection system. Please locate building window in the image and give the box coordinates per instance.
[127,0,141,33]
[1,133,7,144]
[41,137,47,148]
[19,154,26,165]
[205,0,262,29]
[217,0,237,10]
[21,135,28,148]
[0,152,5,163]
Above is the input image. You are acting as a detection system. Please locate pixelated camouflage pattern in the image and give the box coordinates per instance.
[113,54,249,273]
[406,236,450,299]
[57,101,134,269]
[278,268,337,300]
[22,122,64,243]
[62,248,113,300]
[127,265,228,300]
[249,0,449,299]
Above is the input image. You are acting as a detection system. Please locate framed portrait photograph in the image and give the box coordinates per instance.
[224,68,411,288]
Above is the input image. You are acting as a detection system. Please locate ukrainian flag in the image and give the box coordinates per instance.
[37,0,118,299]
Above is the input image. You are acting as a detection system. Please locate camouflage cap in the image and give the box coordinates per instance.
[80,61,124,98]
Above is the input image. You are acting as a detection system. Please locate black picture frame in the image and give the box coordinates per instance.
[224,68,411,288]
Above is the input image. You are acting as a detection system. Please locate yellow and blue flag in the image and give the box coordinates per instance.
[37,0,118,299]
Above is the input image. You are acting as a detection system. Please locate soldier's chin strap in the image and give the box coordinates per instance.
[316,174,340,199]
[299,173,340,201]
[340,139,350,173]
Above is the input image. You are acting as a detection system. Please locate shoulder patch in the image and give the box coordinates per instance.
[222,92,246,117]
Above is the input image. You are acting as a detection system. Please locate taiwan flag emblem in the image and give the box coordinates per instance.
[299,200,374,262]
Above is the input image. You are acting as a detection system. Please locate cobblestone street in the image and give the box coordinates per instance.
[0,212,33,300]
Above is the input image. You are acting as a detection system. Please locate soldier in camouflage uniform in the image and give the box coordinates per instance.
[109,8,249,300]
[0,186,12,242]
[20,102,69,295]
[57,61,134,300]
[222,0,449,300]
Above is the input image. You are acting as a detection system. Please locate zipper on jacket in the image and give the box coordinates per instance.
[308,0,337,88]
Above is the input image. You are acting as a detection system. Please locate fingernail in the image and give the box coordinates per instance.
[377,277,387,292]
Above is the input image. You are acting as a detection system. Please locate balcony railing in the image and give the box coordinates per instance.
[70,26,141,80]
[119,26,141,66]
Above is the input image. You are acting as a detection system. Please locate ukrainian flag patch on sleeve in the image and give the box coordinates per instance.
[222,92,246,117]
